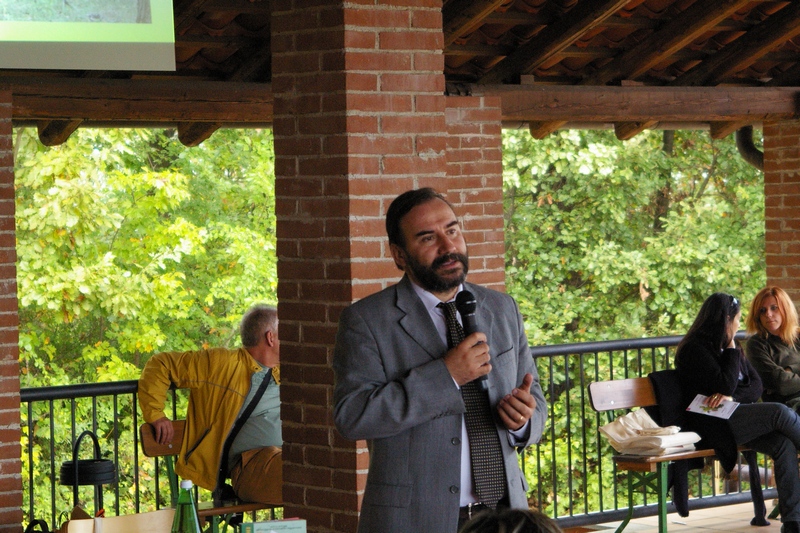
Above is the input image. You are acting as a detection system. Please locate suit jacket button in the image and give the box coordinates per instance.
[449,485,459,494]
[451,437,460,445]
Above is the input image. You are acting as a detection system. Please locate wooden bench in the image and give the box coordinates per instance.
[139,420,279,533]
[588,376,768,533]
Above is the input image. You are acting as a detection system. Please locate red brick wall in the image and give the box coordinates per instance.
[763,120,800,305]
[0,91,22,532]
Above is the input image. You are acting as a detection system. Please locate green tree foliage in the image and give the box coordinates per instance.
[504,128,766,516]
[15,127,278,387]
[15,127,277,520]
[504,128,765,346]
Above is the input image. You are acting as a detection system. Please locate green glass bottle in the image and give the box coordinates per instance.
[171,479,202,533]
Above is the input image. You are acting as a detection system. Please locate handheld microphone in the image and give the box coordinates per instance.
[455,290,489,391]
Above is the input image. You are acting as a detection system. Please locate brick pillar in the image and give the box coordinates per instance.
[763,120,800,304]
[271,2,504,531]
[445,96,505,292]
[0,91,22,532]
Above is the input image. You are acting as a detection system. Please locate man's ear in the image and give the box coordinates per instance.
[265,330,275,347]
[389,243,406,270]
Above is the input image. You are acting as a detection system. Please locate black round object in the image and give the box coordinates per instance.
[59,458,116,486]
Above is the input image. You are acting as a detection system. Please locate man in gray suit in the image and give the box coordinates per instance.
[333,188,547,533]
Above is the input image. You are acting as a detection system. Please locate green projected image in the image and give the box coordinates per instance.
[0,0,151,23]
[0,0,174,70]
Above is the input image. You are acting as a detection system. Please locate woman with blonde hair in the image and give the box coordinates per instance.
[745,286,800,409]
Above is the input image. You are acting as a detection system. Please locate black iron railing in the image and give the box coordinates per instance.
[525,332,775,529]
[20,334,773,529]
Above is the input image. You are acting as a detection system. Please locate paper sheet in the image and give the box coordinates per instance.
[686,394,739,419]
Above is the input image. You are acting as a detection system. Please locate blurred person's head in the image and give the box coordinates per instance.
[459,508,563,533]
[746,286,799,346]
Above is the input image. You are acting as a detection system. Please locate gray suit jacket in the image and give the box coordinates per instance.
[333,276,547,533]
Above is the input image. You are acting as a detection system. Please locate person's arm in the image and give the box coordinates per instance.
[736,352,764,404]
[746,335,800,397]
[677,340,740,397]
[332,305,465,441]
[138,350,205,443]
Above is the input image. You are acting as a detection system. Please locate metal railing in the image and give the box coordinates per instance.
[525,332,775,529]
[20,334,773,529]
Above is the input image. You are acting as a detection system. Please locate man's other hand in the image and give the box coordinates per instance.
[498,373,536,431]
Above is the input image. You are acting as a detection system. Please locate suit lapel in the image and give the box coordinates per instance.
[395,276,446,360]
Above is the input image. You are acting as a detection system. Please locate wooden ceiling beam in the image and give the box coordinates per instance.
[477,0,631,85]
[7,80,799,128]
[8,78,273,124]
[443,0,509,48]
[475,85,800,123]
[675,2,800,86]
[583,0,752,86]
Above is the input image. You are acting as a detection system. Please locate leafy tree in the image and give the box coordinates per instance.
[15,127,278,388]
[504,128,766,516]
[504,128,765,346]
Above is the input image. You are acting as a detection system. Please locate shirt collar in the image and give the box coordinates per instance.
[409,280,464,311]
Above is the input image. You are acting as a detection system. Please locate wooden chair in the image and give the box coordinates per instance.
[139,421,278,533]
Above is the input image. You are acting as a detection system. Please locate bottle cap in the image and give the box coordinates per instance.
[180,479,193,489]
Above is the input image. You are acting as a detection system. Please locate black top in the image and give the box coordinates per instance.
[674,336,762,472]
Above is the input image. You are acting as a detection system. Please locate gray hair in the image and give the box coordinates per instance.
[240,304,278,347]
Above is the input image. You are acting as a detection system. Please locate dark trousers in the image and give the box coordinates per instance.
[730,402,800,522]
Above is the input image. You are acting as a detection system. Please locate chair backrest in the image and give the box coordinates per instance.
[139,420,186,458]
[588,377,657,412]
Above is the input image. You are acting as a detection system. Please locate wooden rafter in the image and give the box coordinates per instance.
[178,122,222,146]
[584,0,753,86]
[586,0,751,139]
[174,0,214,35]
[709,120,752,140]
[443,0,509,48]
[614,121,657,141]
[37,120,83,147]
[529,121,566,140]
[675,2,800,87]
[477,0,631,85]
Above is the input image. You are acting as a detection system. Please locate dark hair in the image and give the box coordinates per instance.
[459,508,563,533]
[678,292,740,353]
[240,304,278,347]
[385,188,452,248]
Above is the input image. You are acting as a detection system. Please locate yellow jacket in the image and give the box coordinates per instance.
[138,347,280,490]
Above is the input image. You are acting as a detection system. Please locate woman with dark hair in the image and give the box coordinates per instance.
[745,286,800,409]
[675,293,800,533]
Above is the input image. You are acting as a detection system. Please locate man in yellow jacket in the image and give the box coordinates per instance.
[138,304,282,504]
